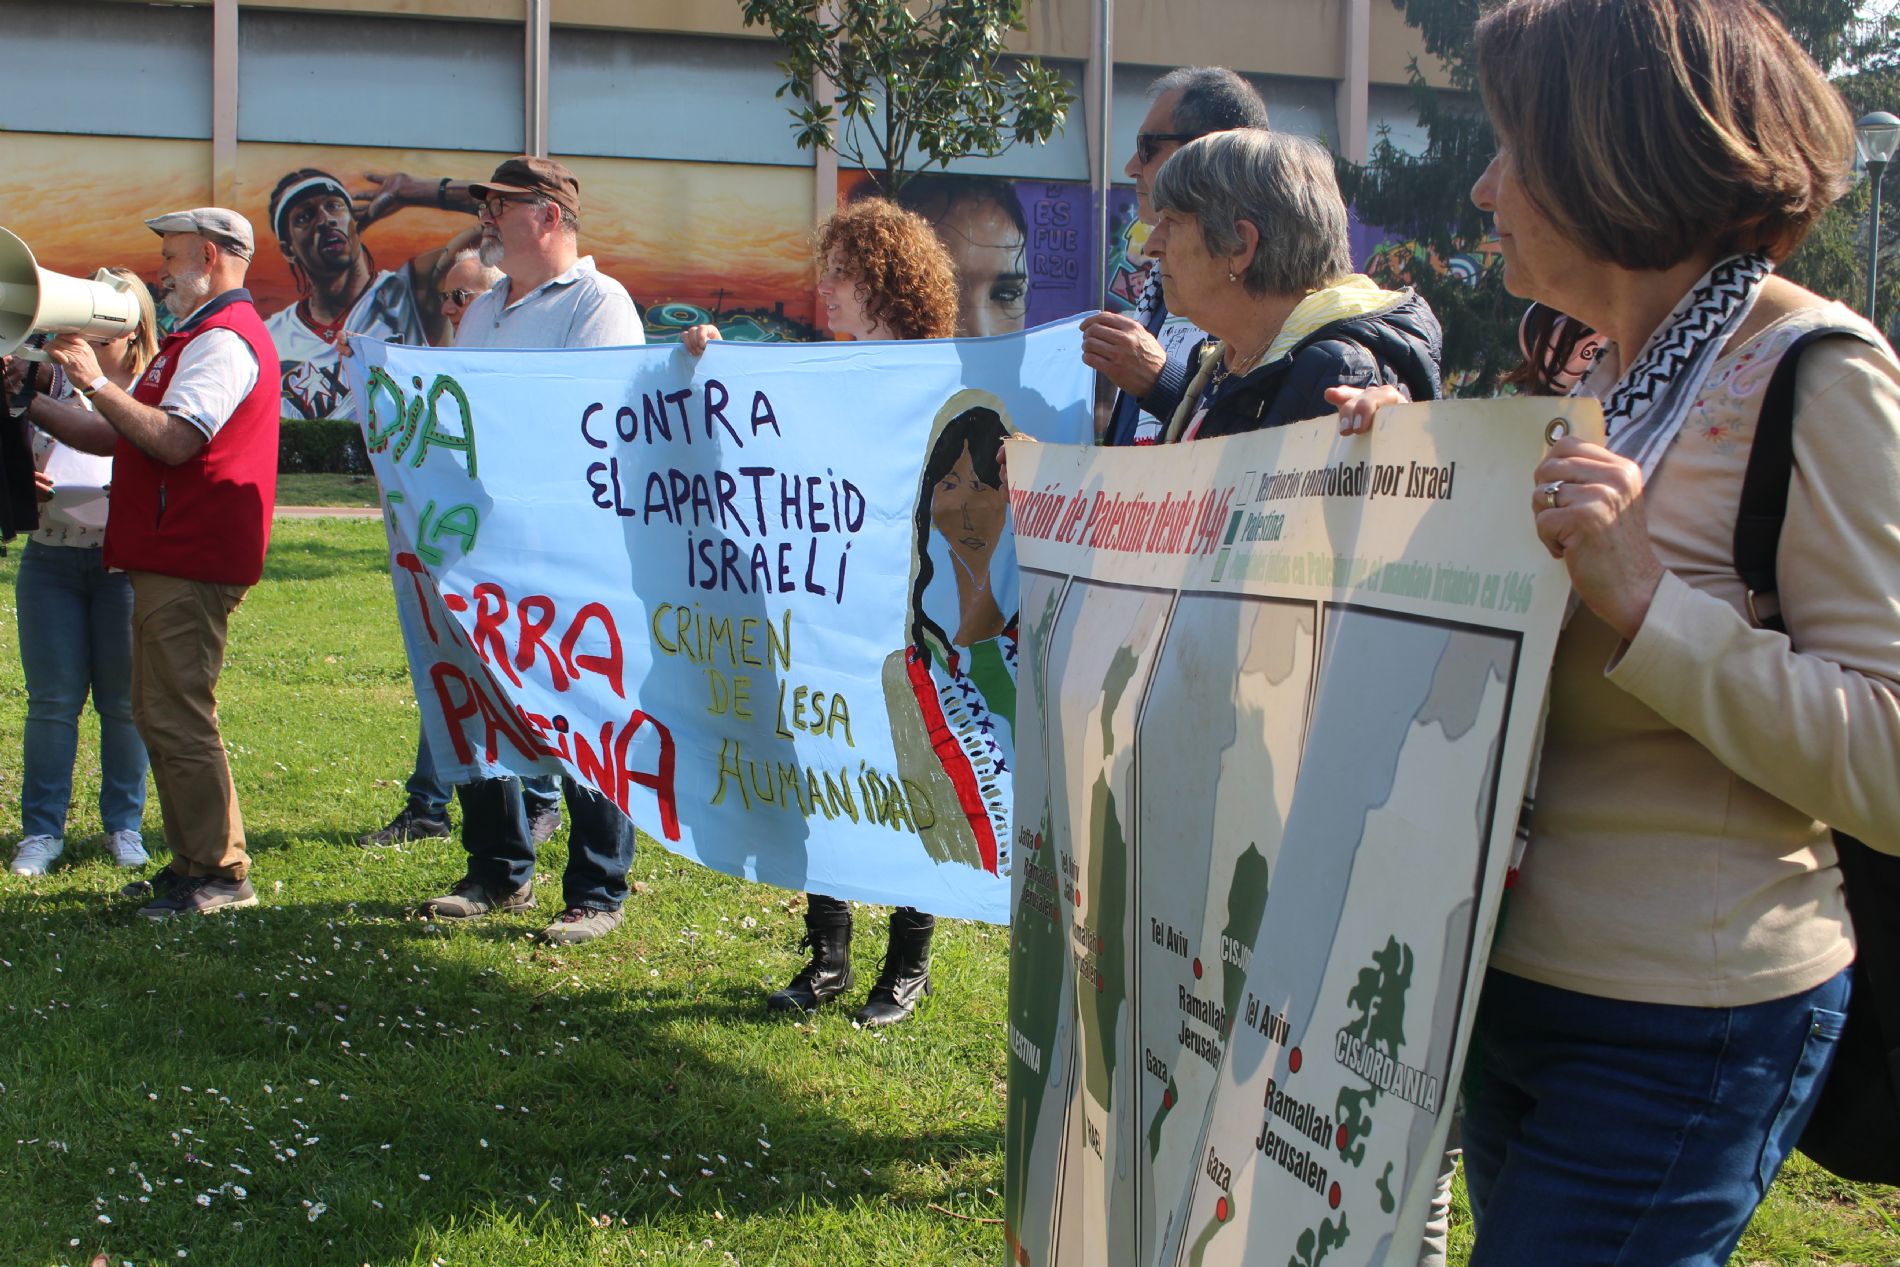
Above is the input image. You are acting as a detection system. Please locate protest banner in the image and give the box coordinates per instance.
[344,321,1092,924]
[1001,398,1603,1265]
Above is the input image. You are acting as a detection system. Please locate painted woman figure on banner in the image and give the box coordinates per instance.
[882,387,1019,880]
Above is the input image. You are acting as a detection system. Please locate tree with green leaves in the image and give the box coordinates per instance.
[1339,0,1867,393]
[738,0,1073,197]
[1779,1,1900,332]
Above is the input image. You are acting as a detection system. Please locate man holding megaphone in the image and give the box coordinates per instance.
[32,207,280,919]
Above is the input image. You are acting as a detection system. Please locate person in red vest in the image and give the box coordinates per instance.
[43,207,280,918]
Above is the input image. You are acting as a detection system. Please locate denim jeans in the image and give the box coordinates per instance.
[456,774,633,911]
[1462,967,1851,1266]
[15,541,147,837]
[405,724,451,818]
[406,726,554,819]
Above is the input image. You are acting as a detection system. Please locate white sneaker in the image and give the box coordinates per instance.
[9,834,64,876]
[105,830,149,869]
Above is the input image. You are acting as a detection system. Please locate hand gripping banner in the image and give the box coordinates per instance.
[1002,399,1602,1265]
[344,321,1092,924]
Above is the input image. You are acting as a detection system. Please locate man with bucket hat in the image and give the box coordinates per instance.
[41,207,281,917]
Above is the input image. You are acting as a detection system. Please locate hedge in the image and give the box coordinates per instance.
[279,418,368,474]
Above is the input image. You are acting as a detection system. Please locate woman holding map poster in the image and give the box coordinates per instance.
[1335,0,1900,1258]
[1138,128,1443,442]
[684,198,965,1026]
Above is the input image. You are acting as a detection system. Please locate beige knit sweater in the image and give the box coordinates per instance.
[1493,302,1900,1008]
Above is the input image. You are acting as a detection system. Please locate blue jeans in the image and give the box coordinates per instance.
[406,727,555,820]
[16,541,147,837]
[456,774,633,911]
[405,725,451,817]
[1462,967,1851,1266]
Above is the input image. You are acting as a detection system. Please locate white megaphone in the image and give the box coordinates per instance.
[0,226,142,360]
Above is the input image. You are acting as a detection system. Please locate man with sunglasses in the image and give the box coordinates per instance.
[263,167,481,420]
[411,155,647,948]
[1084,67,1270,445]
[433,249,503,334]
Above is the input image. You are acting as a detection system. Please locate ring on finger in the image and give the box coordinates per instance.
[1542,480,1564,509]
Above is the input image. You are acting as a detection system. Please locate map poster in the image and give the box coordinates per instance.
[1001,398,1604,1266]
[344,321,1093,925]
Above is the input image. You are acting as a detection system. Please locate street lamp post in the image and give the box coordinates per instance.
[1856,111,1900,324]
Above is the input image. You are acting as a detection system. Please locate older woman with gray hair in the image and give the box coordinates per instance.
[1143,128,1441,440]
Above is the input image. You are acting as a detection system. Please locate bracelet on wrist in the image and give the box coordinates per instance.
[80,374,108,398]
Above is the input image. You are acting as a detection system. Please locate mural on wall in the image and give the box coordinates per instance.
[6,132,1427,420]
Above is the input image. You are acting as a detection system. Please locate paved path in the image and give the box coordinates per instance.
[276,505,382,520]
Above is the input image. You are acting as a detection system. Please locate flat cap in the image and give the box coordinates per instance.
[144,207,256,260]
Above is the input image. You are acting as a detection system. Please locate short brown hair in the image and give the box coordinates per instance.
[1476,0,1852,268]
[814,198,956,341]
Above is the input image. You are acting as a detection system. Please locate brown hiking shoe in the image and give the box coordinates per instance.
[416,877,534,921]
[538,905,624,946]
[137,875,258,920]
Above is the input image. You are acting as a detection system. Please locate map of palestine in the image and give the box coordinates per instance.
[1003,397,1599,1267]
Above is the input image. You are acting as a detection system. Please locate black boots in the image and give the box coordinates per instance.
[767,893,854,1012]
[854,906,935,1027]
[766,899,935,1026]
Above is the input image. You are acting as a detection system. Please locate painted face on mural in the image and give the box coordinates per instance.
[930,441,1009,559]
[1127,88,1189,226]
[278,190,360,280]
[816,246,878,339]
[935,199,1028,337]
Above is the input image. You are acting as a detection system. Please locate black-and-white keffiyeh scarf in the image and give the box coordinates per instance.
[1509,252,1773,880]
[1133,262,1163,328]
[1588,252,1773,475]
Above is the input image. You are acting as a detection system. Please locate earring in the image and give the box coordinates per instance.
[1227,270,1238,282]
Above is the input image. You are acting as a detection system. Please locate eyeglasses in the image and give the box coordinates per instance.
[440,288,476,307]
[479,196,535,220]
[1135,131,1199,164]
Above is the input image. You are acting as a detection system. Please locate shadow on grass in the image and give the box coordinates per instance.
[0,882,1003,1265]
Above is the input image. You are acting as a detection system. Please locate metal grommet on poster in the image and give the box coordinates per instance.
[1544,417,1570,445]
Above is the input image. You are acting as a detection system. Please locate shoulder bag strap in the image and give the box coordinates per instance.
[1732,322,1900,1091]
[1732,326,1875,634]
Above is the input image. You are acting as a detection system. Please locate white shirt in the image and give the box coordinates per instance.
[160,294,261,439]
[29,391,112,549]
[266,269,428,420]
[455,256,644,351]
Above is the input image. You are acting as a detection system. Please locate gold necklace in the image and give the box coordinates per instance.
[1207,334,1273,390]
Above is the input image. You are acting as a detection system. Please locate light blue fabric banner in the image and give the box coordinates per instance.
[345,320,1091,924]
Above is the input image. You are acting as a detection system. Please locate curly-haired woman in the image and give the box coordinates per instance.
[685,198,958,1025]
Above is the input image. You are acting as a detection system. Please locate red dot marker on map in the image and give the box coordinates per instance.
[1215,1196,1232,1222]
[1192,958,1203,979]
[1329,1182,1341,1210]
[1162,1088,1174,1109]
[1336,1125,1350,1151]
[1288,1047,1303,1074]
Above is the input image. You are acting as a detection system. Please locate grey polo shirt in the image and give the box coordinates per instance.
[455,255,645,351]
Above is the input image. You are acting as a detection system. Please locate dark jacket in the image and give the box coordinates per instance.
[1183,289,1443,441]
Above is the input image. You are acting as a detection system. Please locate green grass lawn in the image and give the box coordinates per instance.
[0,519,1893,1267]
[275,473,381,508]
